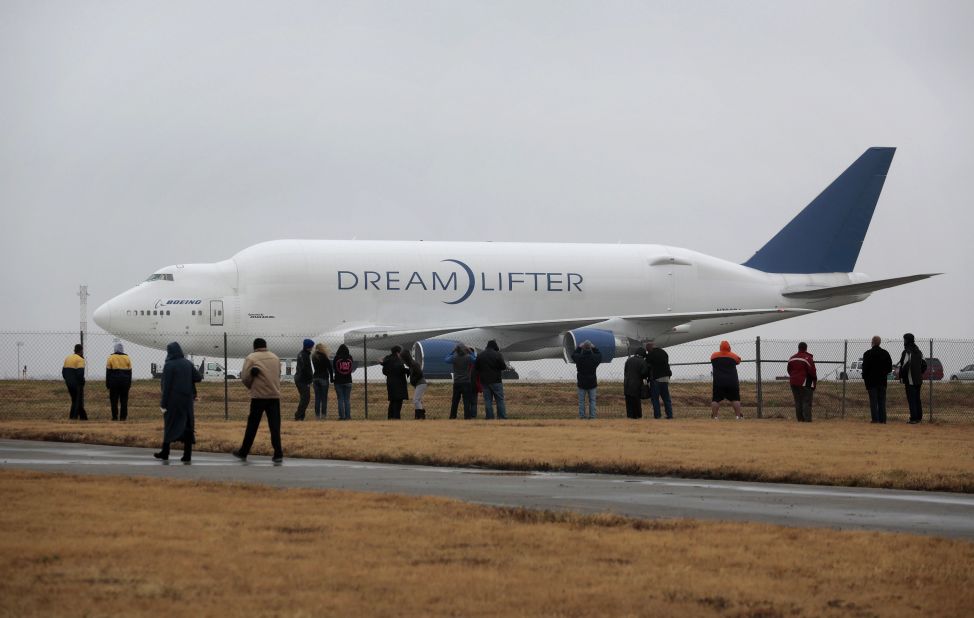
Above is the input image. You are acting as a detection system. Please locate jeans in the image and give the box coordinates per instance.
[905,384,923,422]
[649,380,673,419]
[294,381,311,420]
[313,378,330,419]
[239,398,283,458]
[867,384,887,423]
[578,387,597,418]
[334,383,352,419]
[483,382,506,419]
[450,382,475,419]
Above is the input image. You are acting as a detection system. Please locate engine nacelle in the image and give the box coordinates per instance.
[562,328,630,363]
[412,339,469,379]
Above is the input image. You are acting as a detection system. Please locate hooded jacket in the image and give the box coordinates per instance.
[571,346,603,390]
[623,353,650,397]
[294,347,313,385]
[106,349,132,389]
[160,342,202,443]
[475,343,507,385]
[710,341,741,388]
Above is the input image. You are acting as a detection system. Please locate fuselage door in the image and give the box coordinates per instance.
[210,300,224,326]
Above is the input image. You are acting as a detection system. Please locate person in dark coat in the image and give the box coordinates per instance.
[156,341,202,462]
[861,336,893,424]
[571,341,603,419]
[62,344,88,420]
[446,344,477,419]
[645,342,674,419]
[333,344,354,420]
[898,333,927,424]
[293,339,314,420]
[475,340,508,419]
[623,349,649,419]
[312,343,334,420]
[105,342,133,421]
[382,345,409,419]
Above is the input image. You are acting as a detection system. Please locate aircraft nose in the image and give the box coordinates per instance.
[93,300,111,331]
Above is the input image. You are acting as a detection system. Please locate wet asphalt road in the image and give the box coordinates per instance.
[2,439,973,539]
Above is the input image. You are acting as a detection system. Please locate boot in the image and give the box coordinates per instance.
[154,442,170,461]
[181,443,192,463]
[415,408,426,420]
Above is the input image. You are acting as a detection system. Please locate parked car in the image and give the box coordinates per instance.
[950,364,974,381]
[839,358,896,381]
[891,357,944,381]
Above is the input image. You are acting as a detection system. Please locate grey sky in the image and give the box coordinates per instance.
[2,1,972,339]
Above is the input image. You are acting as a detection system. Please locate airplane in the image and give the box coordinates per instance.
[93,147,937,375]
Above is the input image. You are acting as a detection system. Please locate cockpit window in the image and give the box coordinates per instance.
[145,273,174,282]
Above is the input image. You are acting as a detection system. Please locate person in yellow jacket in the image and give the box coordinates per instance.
[62,344,88,420]
[106,342,133,421]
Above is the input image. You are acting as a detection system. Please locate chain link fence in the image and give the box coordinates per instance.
[1,331,972,422]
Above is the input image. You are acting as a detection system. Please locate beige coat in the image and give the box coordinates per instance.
[241,349,281,399]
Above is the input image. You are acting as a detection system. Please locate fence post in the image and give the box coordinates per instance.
[224,332,229,421]
[755,336,763,419]
[841,340,848,419]
[929,338,934,422]
[363,335,368,420]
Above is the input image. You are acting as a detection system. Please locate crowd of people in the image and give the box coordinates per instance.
[59,333,933,462]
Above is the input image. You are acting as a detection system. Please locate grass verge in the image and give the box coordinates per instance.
[1,470,972,617]
[2,417,974,492]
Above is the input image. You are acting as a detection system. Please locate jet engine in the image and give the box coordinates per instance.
[562,328,633,363]
[412,339,471,379]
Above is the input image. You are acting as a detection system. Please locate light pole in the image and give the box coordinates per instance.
[16,341,24,379]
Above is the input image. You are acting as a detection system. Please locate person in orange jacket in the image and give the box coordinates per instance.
[710,341,743,420]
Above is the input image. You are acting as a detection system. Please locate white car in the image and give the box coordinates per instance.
[950,364,974,381]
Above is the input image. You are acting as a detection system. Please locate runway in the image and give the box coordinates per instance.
[3,439,973,539]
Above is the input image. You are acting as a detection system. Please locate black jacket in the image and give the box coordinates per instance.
[382,354,409,400]
[160,342,202,443]
[898,345,927,386]
[294,348,313,385]
[312,351,334,382]
[623,354,650,397]
[861,346,893,388]
[474,348,507,385]
[571,347,603,390]
[645,348,672,380]
[333,353,354,384]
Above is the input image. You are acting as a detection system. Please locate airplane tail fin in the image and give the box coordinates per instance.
[743,147,896,274]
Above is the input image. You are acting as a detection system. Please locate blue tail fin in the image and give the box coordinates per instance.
[743,147,896,273]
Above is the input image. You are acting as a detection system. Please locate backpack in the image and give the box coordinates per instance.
[335,357,353,376]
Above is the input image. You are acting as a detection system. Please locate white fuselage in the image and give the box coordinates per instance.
[92,240,866,361]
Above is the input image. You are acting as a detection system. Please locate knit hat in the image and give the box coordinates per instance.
[114,342,124,354]
[903,333,915,345]
[303,338,314,349]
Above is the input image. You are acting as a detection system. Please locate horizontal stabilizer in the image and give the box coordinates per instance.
[781,273,940,299]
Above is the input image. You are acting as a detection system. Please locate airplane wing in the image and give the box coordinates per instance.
[337,308,815,348]
[781,274,940,299]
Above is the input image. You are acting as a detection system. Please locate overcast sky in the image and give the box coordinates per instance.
[2,1,972,341]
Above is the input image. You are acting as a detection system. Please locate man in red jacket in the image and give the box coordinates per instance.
[787,342,817,422]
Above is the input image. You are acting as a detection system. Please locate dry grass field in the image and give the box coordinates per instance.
[3,416,974,493]
[2,470,972,617]
[2,378,972,422]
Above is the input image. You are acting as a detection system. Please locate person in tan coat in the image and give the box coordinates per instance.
[233,338,283,463]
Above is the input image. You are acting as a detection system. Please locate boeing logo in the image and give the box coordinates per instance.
[337,259,584,305]
[154,299,203,308]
